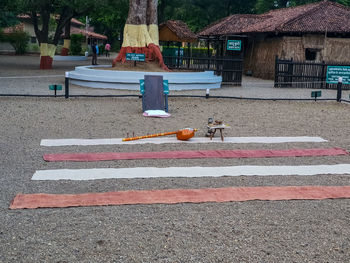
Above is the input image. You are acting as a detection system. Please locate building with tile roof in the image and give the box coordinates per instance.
[159,20,197,43]
[199,1,350,79]
[1,15,106,54]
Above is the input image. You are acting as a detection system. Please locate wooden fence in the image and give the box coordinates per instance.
[163,55,243,85]
[274,56,350,90]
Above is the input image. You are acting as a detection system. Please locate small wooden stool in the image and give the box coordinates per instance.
[207,124,230,141]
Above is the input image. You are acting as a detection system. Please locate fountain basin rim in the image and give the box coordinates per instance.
[68,65,222,90]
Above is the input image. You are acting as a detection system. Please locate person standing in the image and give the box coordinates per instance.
[105,43,111,57]
[91,41,98,65]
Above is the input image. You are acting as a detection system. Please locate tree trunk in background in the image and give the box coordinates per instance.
[31,11,55,69]
[40,43,57,69]
[112,0,168,70]
[61,21,71,56]
[32,7,74,68]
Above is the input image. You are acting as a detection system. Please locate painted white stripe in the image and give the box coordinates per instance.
[40,136,327,146]
[32,164,350,181]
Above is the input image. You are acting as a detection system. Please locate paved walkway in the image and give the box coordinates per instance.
[0,54,349,100]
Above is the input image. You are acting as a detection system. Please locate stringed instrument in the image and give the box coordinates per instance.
[122,128,197,141]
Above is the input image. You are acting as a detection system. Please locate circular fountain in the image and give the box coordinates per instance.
[68,65,222,91]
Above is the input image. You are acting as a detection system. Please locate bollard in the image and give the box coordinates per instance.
[336,77,343,102]
[65,72,69,99]
[206,89,210,99]
[49,84,62,97]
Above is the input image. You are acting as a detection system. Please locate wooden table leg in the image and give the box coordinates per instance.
[210,129,216,140]
[219,128,224,141]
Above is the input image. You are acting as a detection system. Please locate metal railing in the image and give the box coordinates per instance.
[163,55,243,85]
[274,56,350,90]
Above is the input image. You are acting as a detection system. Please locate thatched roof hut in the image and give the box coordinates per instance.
[159,20,197,43]
[198,1,350,80]
[199,1,350,36]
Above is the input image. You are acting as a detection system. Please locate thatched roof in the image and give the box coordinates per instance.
[17,15,85,27]
[13,15,107,40]
[199,1,350,36]
[199,14,264,36]
[3,23,24,34]
[159,20,197,42]
[70,27,107,40]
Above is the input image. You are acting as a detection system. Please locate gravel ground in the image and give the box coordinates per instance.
[0,55,350,262]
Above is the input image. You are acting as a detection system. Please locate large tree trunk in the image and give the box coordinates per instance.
[40,43,57,69]
[31,11,55,69]
[112,0,168,70]
[31,7,74,68]
[61,21,71,56]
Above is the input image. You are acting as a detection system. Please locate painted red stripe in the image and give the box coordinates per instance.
[43,148,347,162]
[10,186,350,209]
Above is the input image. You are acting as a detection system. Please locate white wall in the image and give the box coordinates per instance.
[0,42,15,53]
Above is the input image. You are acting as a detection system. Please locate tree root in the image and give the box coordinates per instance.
[112,44,169,71]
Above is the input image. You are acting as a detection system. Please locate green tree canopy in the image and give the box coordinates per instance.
[0,12,19,28]
[87,0,128,48]
[158,0,256,33]
[6,0,108,45]
[0,0,19,28]
[255,0,349,14]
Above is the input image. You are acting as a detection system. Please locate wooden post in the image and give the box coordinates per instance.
[248,39,255,73]
[65,72,69,99]
[187,42,190,69]
[320,61,325,89]
[274,55,279,88]
[289,57,294,87]
[207,39,210,70]
[177,42,180,68]
[337,77,343,102]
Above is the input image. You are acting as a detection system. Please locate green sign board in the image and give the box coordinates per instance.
[326,66,350,84]
[163,80,169,94]
[311,90,321,98]
[126,53,145,62]
[49,84,62,90]
[140,79,169,95]
[227,40,241,51]
[140,79,145,94]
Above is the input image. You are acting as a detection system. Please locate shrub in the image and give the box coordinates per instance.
[0,29,4,42]
[55,45,63,55]
[28,43,40,53]
[112,41,121,52]
[5,30,30,54]
[162,46,213,57]
[98,45,105,55]
[82,45,89,55]
[187,47,214,57]
[70,34,84,55]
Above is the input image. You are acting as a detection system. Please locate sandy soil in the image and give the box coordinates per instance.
[0,54,350,262]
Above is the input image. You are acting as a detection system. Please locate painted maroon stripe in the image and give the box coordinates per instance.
[43,148,348,162]
[10,186,350,209]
